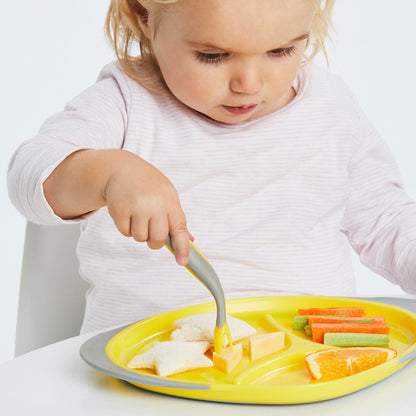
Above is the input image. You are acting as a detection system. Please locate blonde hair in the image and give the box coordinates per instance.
[105,0,335,92]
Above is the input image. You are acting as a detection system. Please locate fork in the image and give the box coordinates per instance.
[165,235,232,353]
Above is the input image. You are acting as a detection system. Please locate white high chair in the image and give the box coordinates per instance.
[15,222,89,356]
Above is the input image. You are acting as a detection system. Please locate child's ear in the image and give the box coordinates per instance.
[135,1,151,37]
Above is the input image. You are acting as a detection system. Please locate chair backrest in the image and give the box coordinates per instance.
[15,221,89,356]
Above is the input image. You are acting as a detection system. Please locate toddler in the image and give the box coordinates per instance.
[8,0,416,333]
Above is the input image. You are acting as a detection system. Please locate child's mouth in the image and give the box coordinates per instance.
[222,104,258,115]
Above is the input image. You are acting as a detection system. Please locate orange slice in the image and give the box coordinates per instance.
[305,347,397,380]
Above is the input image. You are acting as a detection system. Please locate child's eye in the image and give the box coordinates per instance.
[196,52,228,64]
[268,46,296,58]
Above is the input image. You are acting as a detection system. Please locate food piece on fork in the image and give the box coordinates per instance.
[213,343,243,373]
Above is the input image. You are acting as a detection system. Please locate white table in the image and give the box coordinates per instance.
[1,298,416,416]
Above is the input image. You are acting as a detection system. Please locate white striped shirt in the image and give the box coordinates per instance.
[8,62,416,333]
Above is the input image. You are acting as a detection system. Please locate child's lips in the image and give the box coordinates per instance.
[222,104,258,115]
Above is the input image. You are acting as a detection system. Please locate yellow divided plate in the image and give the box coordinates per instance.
[86,296,416,404]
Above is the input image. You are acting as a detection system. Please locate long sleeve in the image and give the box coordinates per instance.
[7,61,416,332]
[7,63,131,225]
[341,98,416,293]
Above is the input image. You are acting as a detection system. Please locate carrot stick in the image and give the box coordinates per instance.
[308,316,385,325]
[298,307,366,317]
[311,322,389,343]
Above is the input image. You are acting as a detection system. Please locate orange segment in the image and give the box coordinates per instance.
[305,347,397,380]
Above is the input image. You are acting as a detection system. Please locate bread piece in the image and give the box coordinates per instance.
[127,341,212,377]
[171,313,256,345]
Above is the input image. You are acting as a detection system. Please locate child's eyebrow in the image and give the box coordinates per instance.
[282,32,310,46]
[187,32,310,52]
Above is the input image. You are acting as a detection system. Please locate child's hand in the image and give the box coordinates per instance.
[104,152,190,265]
[44,149,190,265]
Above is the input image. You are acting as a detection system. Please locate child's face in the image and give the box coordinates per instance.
[150,0,317,124]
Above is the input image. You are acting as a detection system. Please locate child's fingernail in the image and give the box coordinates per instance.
[178,256,188,266]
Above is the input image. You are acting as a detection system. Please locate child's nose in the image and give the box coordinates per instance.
[229,61,264,94]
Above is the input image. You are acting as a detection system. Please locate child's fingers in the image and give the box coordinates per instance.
[171,232,190,266]
[110,209,133,238]
[169,212,190,266]
[130,214,150,242]
[147,215,169,250]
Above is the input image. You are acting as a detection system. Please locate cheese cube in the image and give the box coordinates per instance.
[249,332,285,361]
[213,343,243,373]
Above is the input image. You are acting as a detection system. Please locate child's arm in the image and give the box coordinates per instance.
[341,105,416,294]
[8,63,191,265]
[43,148,190,265]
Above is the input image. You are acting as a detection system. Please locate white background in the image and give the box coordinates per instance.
[1,1,415,364]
